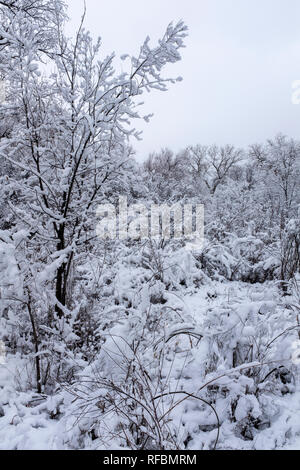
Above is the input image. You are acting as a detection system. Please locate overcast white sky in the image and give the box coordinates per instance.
[66,0,300,159]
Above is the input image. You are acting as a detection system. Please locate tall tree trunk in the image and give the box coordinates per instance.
[55,224,66,318]
[27,296,42,394]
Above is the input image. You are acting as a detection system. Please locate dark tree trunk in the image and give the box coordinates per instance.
[27,297,42,394]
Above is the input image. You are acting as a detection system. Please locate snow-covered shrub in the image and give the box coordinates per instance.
[198,235,280,283]
[178,287,300,448]
[279,212,300,286]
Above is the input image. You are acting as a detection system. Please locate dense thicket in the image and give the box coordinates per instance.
[0,0,300,451]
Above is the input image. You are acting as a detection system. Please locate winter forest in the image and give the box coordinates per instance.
[0,0,300,452]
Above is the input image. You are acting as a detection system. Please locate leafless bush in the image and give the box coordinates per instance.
[65,333,220,450]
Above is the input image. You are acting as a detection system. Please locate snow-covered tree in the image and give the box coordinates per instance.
[0,0,188,387]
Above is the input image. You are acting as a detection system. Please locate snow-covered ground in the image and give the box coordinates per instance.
[1,280,299,450]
